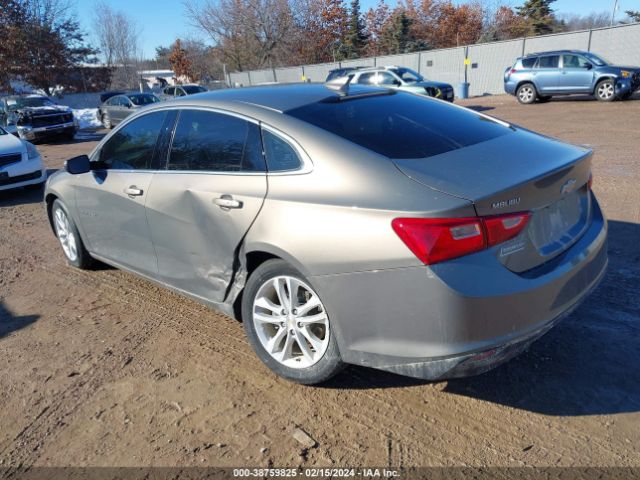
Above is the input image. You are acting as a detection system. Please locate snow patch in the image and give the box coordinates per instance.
[73,109,102,130]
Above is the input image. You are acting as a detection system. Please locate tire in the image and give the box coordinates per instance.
[537,95,552,103]
[242,259,344,384]
[516,83,537,104]
[102,112,112,129]
[51,199,93,269]
[595,79,616,102]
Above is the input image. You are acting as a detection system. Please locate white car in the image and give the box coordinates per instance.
[0,126,46,191]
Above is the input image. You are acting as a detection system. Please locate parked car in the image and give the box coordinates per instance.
[327,66,455,101]
[0,126,46,191]
[99,91,125,104]
[98,93,160,129]
[158,84,207,101]
[45,84,607,384]
[0,95,78,142]
[505,50,640,104]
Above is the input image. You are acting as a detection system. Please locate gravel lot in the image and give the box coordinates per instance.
[0,94,639,472]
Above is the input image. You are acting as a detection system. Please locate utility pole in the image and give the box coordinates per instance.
[611,0,619,26]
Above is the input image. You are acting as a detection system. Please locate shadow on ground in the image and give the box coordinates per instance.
[0,169,58,207]
[0,301,39,339]
[327,220,640,417]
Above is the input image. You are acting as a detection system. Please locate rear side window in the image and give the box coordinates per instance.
[521,57,537,68]
[286,92,511,159]
[537,56,559,68]
[262,130,302,172]
[357,73,376,85]
[168,109,265,172]
[97,111,167,170]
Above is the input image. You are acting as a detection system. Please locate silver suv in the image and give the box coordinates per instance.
[328,66,455,102]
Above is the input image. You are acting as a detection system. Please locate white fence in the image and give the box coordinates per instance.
[229,22,640,97]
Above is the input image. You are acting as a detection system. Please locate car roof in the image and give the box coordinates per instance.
[154,83,390,114]
[523,49,588,58]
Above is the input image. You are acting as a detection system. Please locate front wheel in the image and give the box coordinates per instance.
[595,79,616,102]
[242,259,344,384]
[516,83,537,104]
[52,199,93,269]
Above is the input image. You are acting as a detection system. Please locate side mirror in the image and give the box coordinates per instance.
[65,155,91,175]
[393,80,402,86]
[585,63,593,70]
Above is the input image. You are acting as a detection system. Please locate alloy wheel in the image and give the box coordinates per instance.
[252,276,330,369]
[54,208,78,261]
[518,86,534,103]
[597,82,614,100]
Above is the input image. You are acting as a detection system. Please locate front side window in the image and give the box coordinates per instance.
[164,87,175,95]
[391,68,422,83]
[563,54,590,69]
[537,55,560,69]
[262,130,302,172]
[167,109,265,172]
[377,72,399,85]
[96,111,167,170]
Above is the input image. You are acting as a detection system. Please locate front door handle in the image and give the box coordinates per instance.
[124,186,143,196]
[213,195,243,209]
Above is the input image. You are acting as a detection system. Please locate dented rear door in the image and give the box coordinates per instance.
[144,108,267,303]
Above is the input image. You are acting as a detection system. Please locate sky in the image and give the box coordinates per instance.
[75,0,639,59]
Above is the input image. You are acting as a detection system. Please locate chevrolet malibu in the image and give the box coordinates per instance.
[44,84,607,384]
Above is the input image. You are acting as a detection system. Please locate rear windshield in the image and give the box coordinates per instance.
[183,85,206,94]
[286,92,511,159]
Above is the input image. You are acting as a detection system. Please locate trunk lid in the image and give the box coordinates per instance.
[392,129,593,272]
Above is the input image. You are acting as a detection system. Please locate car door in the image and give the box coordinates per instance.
[532,55,560,93]
[111,96,128,124]
[558,54,595,92]
[73,110,171,276]
[144,108,268,303]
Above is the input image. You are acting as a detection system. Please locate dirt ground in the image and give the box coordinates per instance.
[0,94,639,473]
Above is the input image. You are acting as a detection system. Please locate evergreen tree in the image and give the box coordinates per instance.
[516,0,557,35]
[379,10,412,55]
[626,10,640,23]
[344,0,368,59]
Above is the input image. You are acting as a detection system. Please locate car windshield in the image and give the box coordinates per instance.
[583,53,609,66]
[390,68,424,83]
[128,94,160,106]
[183,85,206,94]
[6,96,56,111]
[287,91,511,159]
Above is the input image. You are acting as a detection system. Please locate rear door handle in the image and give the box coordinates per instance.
[213,195,243,209]
[124,186,143,196]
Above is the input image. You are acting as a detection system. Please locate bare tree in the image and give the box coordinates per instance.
[92,1,143,89]
[184,0,296,71]
[558,11,610,31]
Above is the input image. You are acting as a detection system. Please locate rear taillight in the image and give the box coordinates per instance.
[509,68,517,76]
[483,212,531,246]
[392,212,531,265]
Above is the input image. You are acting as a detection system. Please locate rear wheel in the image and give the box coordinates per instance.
[595,79,616,102]
[52,199,92,269]
[242,259,344,384]
[516,83,537,104]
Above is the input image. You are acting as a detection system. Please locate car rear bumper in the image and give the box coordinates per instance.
[311,194,608,380]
